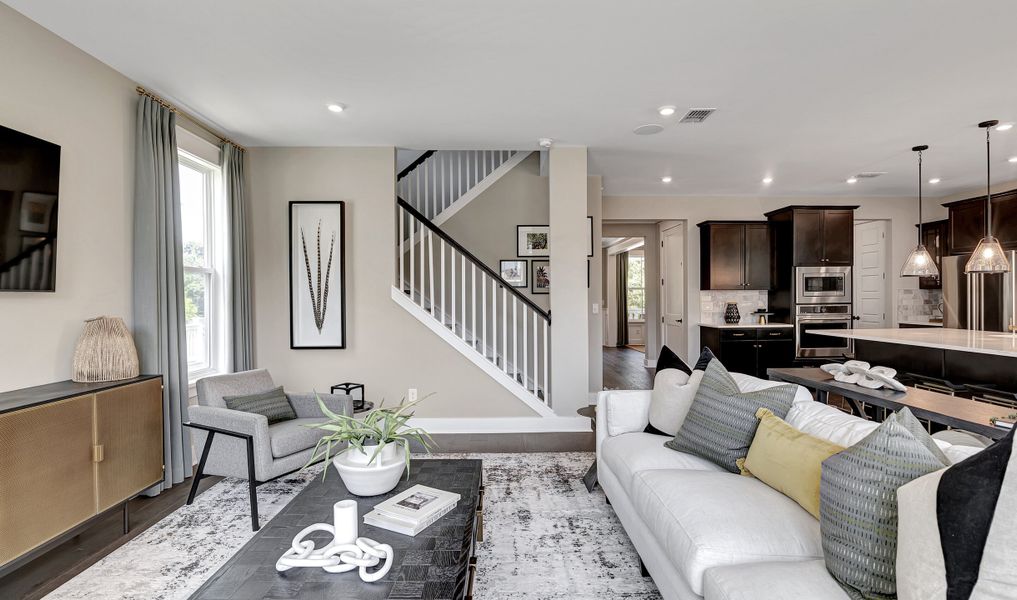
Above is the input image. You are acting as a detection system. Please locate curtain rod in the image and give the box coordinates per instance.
[135,86,246,152]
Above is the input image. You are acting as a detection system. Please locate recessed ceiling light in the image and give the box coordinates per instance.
[658,106,677,117]
[928,178,941,184]
[846,177,858,184]
[1008,156,1017,163]
[661,176,672,183]
[995,123,1013,131]
[762,177,773,184]
[327,103,345,113]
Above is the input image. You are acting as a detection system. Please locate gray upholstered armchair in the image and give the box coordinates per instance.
[185,369,352,530]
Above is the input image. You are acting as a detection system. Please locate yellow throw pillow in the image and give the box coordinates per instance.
[742,407,845,518]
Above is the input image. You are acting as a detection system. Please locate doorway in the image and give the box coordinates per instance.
[853,220,891,329]
[603,236,653,389]
[659,221,687,361]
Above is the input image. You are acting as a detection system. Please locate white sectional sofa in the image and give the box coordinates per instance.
[596,371,982,600]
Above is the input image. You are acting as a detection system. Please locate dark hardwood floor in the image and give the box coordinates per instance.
[0,471,223,600]
[603,346,655,390]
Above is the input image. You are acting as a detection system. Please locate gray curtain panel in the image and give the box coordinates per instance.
[221,142,253,372]
[133,96,192,492]
[617,251,629,347]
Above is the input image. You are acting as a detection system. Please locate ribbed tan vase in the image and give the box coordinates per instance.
[72,316,140,382]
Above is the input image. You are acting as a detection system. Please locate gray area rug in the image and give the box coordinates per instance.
[46,452,660,600]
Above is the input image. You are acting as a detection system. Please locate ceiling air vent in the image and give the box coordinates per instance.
[679,108,716,123]
[855,171,887,179]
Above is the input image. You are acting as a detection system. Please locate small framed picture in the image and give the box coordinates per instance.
[532,260,550,294]
[517,225,550,257]
[19,192,57,233]
[587,216,594,257]
[499,260,528,288]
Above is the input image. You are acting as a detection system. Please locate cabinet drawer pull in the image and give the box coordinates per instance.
[768,332,782,336]
[92,445,104,463]
[732,332,746,337]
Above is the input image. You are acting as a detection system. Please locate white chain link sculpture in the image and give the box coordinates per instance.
[275,499,394,582]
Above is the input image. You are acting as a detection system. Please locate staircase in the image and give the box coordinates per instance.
[397,150,530,225]
[392,154,554,416]
[0,237,55,290]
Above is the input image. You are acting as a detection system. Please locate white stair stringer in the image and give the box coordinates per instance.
[430,151,531,227]
[391,285,555,417]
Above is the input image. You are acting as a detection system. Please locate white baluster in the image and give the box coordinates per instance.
[428,229,435,318]
[450,250,456,335]
[512,297,518,382]
[491,277,497,366]
[481,272,487,357]
[440,152,447,214]
[461,253,466,338]
[532,312,538,394]
[440,238,446,325]
[522,305,528,391]
[457,151,463,204]
[543,319,549,405]
[502,287,508,373]
[471,264,477,348]
[398,207,405,290]
[409,214,415,301]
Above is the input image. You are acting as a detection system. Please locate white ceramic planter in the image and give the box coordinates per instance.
[332,442,406,496]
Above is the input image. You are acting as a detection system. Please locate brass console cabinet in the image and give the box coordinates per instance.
[0,375,163,575]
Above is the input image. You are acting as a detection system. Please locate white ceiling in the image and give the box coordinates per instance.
[8,0,1017,198]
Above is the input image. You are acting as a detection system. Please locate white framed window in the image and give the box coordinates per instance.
[627,253,646,321]
[178,150,229,382]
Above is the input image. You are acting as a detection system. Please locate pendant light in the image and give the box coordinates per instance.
[901,145,939,277]
[965,120,1011,273]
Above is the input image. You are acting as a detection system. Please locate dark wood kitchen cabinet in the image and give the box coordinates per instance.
[945,189,1017,255]
[917,219,948,289]
[698,221,771,290]
[764,206,858,266]
[700,326,794,379]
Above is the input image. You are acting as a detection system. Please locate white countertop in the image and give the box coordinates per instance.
[809,327,1017,358]
[700,323,794,329]
[899,320,944,327]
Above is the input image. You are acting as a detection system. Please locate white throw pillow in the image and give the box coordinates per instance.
[649,369,703,436]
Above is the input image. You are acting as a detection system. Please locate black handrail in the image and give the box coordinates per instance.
[397,197,550,323]
[397,150,437,180]
[0,237,53,273]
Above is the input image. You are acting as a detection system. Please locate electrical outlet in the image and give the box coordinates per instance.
[408,388,418,402]
[592,303,599,314]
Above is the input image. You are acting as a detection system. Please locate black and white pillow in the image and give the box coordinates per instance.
[645,347,714,436]
[896,428,1016,600]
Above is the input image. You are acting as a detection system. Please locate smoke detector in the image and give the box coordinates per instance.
[538,138,554,149]
[633,124,664,135]
[679,108,716,123]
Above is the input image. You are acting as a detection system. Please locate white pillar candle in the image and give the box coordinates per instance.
[333,499,358,546]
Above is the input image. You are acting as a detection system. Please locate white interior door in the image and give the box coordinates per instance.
[854,220,888,329]
[660,222,687,360]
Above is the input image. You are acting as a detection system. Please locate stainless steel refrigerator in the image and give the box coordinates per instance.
[942,251,1017,331]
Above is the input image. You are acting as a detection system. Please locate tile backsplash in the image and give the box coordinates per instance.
[700,290,768,325]
[897,288,943,323]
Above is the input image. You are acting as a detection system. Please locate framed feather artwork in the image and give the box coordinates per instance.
[289,201,346,349]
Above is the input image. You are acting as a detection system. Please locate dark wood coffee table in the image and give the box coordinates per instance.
[190,459,484,600]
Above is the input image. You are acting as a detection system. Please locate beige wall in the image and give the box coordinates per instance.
[603,195,923,361]
[246,147,538,418]
[0,4,136,391]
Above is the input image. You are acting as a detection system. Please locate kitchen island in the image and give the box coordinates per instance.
[810,327,1017,390]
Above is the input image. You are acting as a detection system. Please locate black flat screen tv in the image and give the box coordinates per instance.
[0,124,60,291]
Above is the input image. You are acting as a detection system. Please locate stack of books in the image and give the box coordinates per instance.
[364,484,461,536]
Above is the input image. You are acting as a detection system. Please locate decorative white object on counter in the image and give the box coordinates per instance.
[821,361,907,392]
[71,316,140,382]
[332,444,407,496]
[276,499,394,582]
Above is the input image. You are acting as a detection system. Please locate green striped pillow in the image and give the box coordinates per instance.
[223,386,297,425]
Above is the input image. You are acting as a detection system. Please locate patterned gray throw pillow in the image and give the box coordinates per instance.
[664,359,796,473]
[223,386,297,425]
[820,408,948,600]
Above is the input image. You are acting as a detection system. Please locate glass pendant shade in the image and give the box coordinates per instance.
[965,236,1010,273]
[900,244,939,277]
[965,121,1012,274]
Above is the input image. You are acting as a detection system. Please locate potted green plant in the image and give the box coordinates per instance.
[304,394,435,496]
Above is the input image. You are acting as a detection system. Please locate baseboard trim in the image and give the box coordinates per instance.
[644,358,657,368]
[407,416,589,434]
